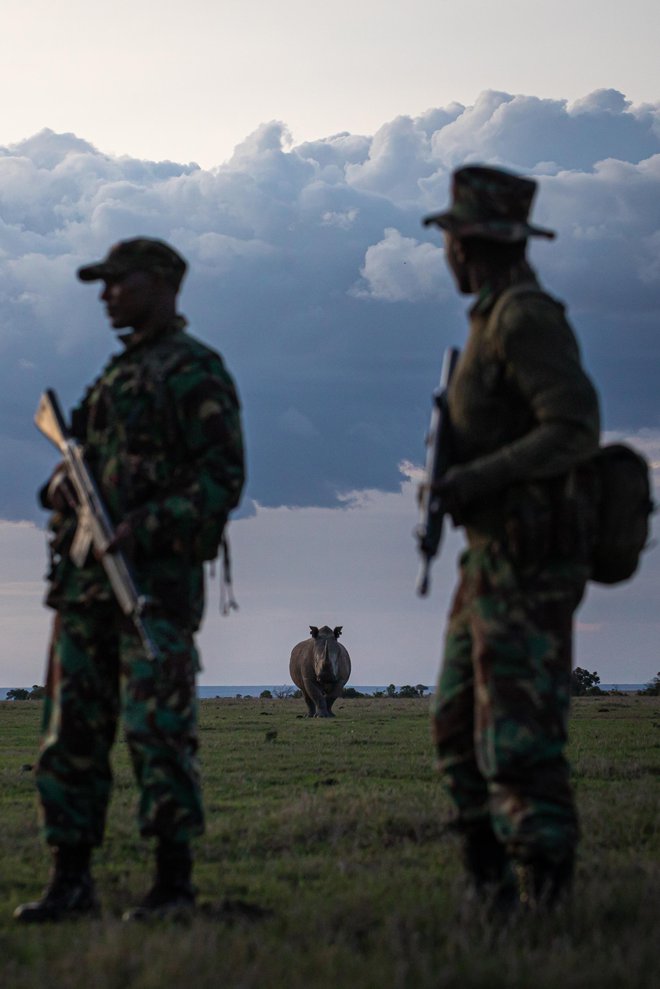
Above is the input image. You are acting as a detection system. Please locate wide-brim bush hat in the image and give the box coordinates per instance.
[423,165,555,242]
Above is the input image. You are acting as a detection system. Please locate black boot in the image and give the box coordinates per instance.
[515,850,575,911]
[14,845,99,923]
[461,822,518,916]
[122,839,196,922]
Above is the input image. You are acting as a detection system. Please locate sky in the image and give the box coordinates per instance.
[1,2,659,688]
[1,1,659,168]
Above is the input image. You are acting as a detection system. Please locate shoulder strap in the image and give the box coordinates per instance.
[485,282,545,338]
[134,336,193,448]
[483,283,566,361]
[140,333,191,384]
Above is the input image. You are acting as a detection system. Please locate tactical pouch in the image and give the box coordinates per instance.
[503,482,555,569]
[587,444,654,584]
[191,513,228,564]
[503,473,596,571]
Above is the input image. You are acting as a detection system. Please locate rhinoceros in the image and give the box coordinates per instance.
[289,625,352,718]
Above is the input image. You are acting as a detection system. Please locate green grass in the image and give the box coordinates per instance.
[1,695,658,989]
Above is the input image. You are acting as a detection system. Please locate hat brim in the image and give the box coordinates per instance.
[423,210,555,242]
[77,262,125,282]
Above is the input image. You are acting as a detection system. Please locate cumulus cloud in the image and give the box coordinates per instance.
[351,228,445,302]
[1,91,659,522]
[278,407,319,439]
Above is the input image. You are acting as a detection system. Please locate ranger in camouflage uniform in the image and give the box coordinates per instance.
[15,238,245,922]
[423,167,600,910]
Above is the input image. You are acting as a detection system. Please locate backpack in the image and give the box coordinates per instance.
[589,443,654,584]
[485,284,654,584]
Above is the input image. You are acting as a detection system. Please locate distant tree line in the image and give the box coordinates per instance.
[12,675,655,704]
[258,685,431,700]
[371,684,429,699]
[5,685,46,701]
[569,668,660,697]
[260,687,302,700]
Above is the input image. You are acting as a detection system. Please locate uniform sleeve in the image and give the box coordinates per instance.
[131,354,245,553]
[454,294,600,500]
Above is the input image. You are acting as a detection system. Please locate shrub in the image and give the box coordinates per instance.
[571,667,602,696]
[6,688,30,701]
[6,685,44,701]
[640,672,660,696]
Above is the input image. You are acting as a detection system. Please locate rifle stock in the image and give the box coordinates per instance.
[34,390,160,661]
[416,347,460,597]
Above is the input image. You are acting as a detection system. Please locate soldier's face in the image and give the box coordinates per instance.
[100,270,157,332]
[444,233,470,294]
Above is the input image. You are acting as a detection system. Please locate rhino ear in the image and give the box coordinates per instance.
[333,626,343,638]
[309,626,319,638]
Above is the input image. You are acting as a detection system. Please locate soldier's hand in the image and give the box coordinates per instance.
[45,463,78,513]
[435,468,469,524]
[98,520,135,558]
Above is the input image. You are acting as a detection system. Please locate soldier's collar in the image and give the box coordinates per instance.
[120,314,187,350]
[469,260,539,316]
[471,284,496,316]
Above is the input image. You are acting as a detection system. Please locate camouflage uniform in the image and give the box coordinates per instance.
[423,167,600,902]
[36,251,245,851]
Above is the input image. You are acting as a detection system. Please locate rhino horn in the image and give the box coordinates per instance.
[333,626,343,638]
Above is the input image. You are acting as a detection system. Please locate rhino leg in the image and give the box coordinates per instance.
[316,687,335,718]
[300,680,320,717]
[302,679,333,718]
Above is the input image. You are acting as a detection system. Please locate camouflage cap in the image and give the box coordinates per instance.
[77,237,187,289]
[423,165,555,242]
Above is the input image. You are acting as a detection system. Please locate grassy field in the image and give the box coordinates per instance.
[1,694,658,989]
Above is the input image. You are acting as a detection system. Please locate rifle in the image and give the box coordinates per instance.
[34,389,160,661]
[416,346,460,597]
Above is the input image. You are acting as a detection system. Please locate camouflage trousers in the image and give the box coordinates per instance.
[36,603,204,848]
[432,541,588,864]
